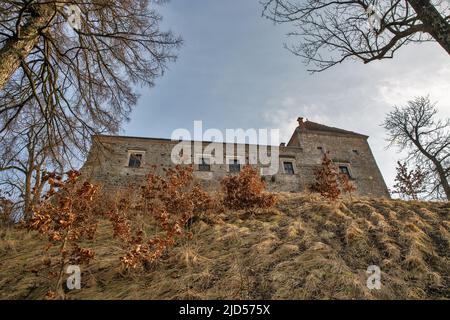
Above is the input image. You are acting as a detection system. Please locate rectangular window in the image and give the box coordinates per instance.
[128,153,143,168]
[283,162,295,175]
[229,159,241,173]
[339,165,351,178]
[198,157,211,172]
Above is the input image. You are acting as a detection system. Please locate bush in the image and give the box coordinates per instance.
[393,161,426,200]
[221,165,277,210]
[311,153,358,201]
[25,171,101,298]
[0,194,14,226]
[339,172,356,198]
[21,166,219,294]
[311,153,341,201]
[108,165,218,270]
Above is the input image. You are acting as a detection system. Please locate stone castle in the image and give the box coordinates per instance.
[80,117,390,198]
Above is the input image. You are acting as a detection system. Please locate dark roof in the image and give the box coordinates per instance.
[298,121,368,138]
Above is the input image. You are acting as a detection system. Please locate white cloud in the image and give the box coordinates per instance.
[127,0,449,193]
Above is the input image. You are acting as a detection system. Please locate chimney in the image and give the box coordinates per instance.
[297,117,306,130]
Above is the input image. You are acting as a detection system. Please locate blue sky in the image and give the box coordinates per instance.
[123,0,450,190]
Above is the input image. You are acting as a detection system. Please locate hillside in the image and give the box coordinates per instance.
[0,194,449,299]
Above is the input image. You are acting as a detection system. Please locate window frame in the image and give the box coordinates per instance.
[226,155,244,173]
[127,150,146,168]
[283,161,295,175]
[197,156,211,172]
[338,164,352,179]
[228,159,241,173]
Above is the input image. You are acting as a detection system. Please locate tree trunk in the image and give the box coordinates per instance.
[435,163,450,200]
[407,0,450,54]
[55,231,69,299]
[427,158,450,200]
[0,4,57,90]
[23,152,35,220]
[23,134,36,220]
[411,138,450,200]
[32,162,45,208]
[23,169,33,220]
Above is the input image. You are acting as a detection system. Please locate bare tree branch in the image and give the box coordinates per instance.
[383,96,450,200]
[0,0,181,160]
[261,0,449,72]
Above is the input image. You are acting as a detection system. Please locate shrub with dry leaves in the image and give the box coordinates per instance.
[339,172,357,199]
[311,153,341,201]
[221,165,277,210]
[107,165,218,270]
[311,153,358,201]
[25,171,101,298]
[393,161,426,200]
[0,194,14,226]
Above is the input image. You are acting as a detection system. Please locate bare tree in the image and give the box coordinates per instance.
[261,0,450,72]
[383,96,450,200]
[0,104,68,219]
[0,0,181,153]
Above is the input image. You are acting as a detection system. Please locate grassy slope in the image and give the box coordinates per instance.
[0,193,449,300]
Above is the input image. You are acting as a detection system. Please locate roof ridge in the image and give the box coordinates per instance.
[301,120,368,137]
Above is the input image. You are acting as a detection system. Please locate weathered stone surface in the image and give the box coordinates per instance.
[80,119,390,198]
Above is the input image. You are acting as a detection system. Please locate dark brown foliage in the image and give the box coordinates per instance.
[393,161,426,200]
[311,153,357,201]
[339,173,357,198]
[0,193,13,225]
[13,162,300,295]
[25,170,101,298]
[107,165,218,270]
[221,165,277,210]
[311,153,341,201]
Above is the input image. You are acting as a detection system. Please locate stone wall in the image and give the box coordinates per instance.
[288,128,390,198]
[80,130,390,198]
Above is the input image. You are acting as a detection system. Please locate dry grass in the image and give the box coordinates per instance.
[0,194,448,299]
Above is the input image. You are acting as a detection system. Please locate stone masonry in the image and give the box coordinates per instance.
[80,118,390,198]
